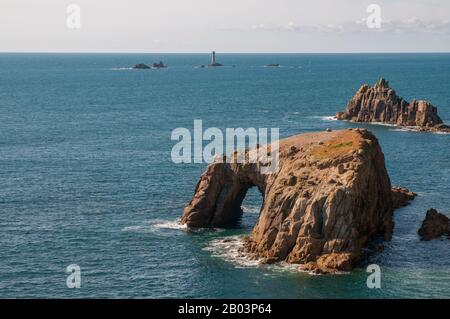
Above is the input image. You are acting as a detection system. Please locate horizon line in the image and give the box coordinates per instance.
[1,51,450,55]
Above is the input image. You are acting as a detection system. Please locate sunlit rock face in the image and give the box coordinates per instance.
[181,129,415,273]
[336,78,450,133]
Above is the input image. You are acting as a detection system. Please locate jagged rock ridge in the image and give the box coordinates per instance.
[336,78,450,133]
[181,129,415,273]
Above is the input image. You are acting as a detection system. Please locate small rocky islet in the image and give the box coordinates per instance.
[336,78,450,133]
[132,63,151,69]
[132,61,168,69]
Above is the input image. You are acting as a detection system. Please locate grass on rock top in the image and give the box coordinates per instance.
[312,131,361,160]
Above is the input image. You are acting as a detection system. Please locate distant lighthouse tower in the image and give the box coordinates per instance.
[208,51,223,67]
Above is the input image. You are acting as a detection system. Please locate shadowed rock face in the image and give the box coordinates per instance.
[336,78,450,133]
[181,129,415,273]
[418,209,450,241]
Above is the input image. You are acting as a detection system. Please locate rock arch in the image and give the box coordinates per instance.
[181,129,416,273]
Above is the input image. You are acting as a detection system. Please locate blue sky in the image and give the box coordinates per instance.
[1,0,450,52]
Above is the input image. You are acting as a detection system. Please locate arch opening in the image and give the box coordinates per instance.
[225,186,264,230]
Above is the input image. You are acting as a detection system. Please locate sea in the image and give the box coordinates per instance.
[0,53,449,298]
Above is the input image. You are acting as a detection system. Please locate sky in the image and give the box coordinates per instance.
[1,0,450,53]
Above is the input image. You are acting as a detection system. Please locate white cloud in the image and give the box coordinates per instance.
[243,18,450,35]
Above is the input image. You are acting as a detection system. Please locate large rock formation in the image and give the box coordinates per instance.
[181,129,415,273]
[336,78,450,133]
[418,208,450,241]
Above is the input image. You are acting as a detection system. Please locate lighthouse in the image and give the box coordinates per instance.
[208,51,223,67]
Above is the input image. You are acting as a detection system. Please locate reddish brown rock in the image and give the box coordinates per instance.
[181,129,415,273]
[391,187,417,209]
[418,208,450,241]
[336,78,450,133]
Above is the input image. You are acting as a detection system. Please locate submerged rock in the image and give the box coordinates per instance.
[181,129,415,273]
[418,208,450,241]
[336,78,450,133]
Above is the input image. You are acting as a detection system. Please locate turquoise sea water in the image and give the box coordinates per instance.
[0,53,449,298]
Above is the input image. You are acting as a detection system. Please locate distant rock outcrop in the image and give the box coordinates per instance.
[133,63,151,69]
[336,78,450,133]
[181,129,415,273]
[418,208,450,241]
[153,61,167,68]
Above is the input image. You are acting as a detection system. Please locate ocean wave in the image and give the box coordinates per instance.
[121,219,187,234]
[308,115,337,121]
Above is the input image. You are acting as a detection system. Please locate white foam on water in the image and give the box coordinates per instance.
[369,122,398,127]
[241,205,261,214]
[153,220,187,230]
[378,124,449,134]
[433,131,450,135]
[267,261,301,273]
[121,219,187,233]
[109,67,133,71]
[203,236,262,267]
[320,116,338,121]
[332,119,449,134]
[204,236,351,275]
[121,225,144,232]
[308,115,337,121]
[389,128,410,132]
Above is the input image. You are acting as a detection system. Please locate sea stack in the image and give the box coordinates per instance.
[181,129,415,273]
[208,51,223,67]
[418,208,450,241]
[336,78,450,133]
